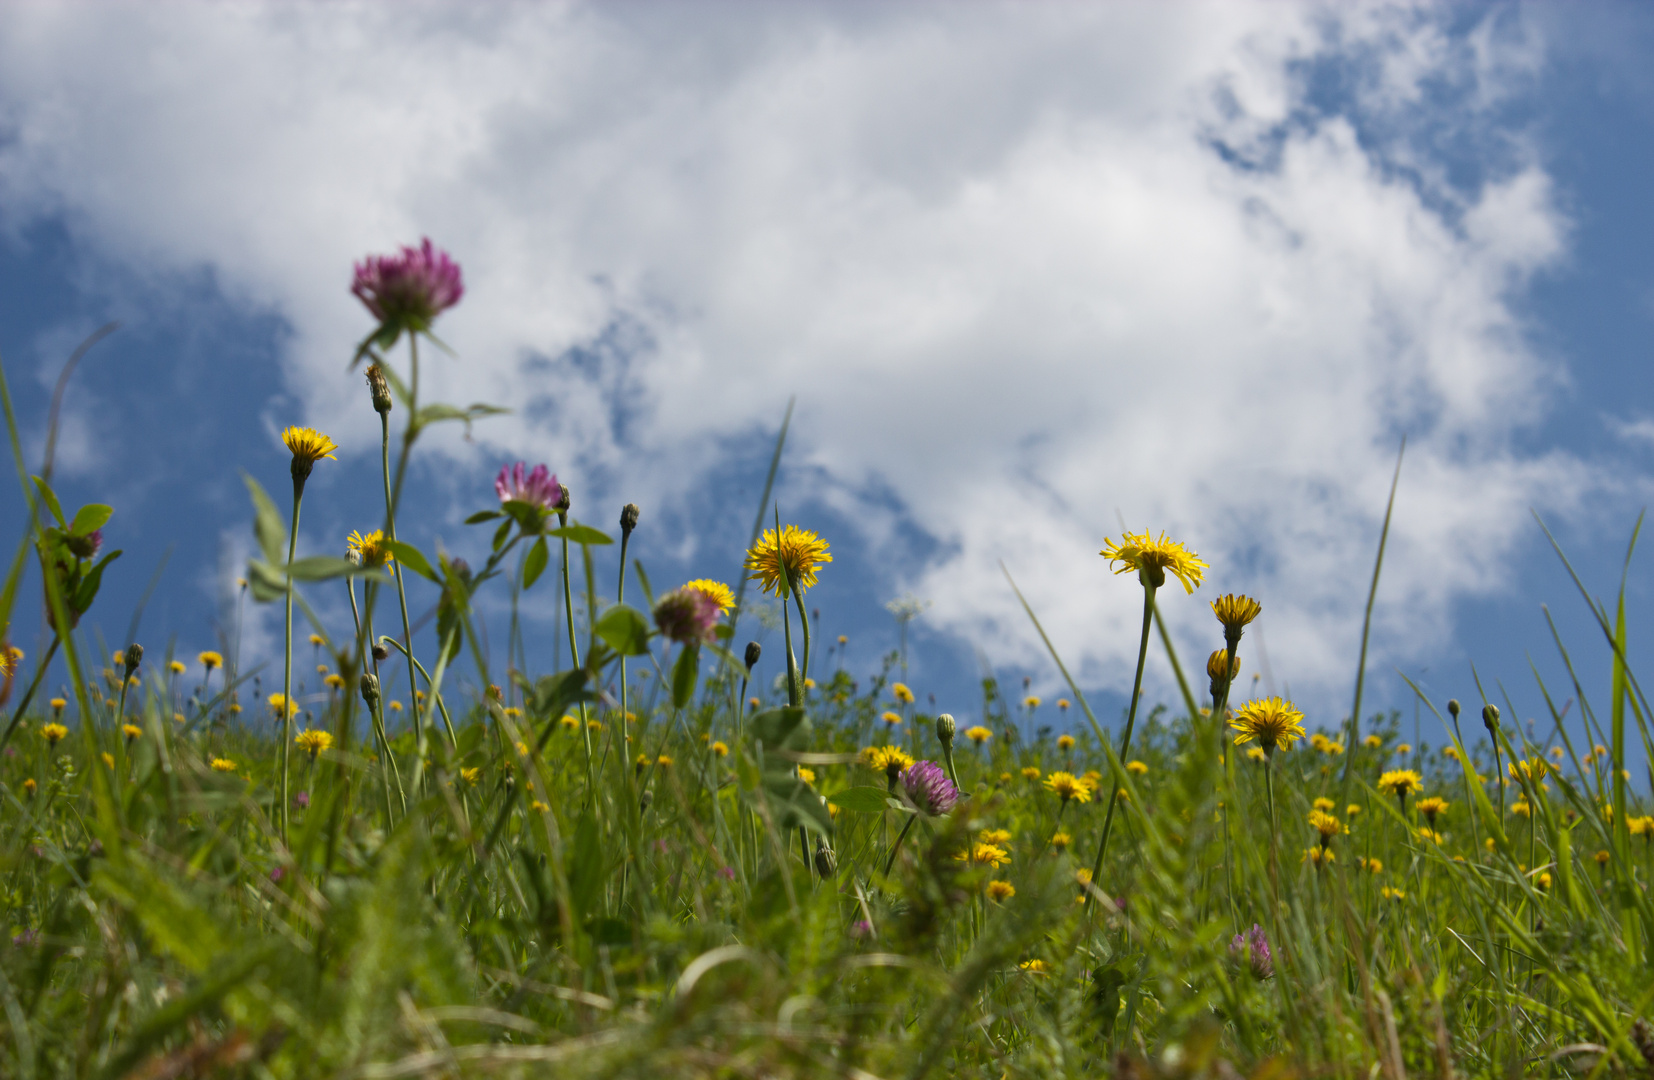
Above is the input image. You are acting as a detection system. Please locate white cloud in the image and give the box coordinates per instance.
[0,1,1591,708]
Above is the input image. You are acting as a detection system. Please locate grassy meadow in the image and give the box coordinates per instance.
[1,241,1652,1079]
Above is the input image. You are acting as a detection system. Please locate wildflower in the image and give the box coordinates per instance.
[560,714,579,730]
[1396,743,1412,755]
[1057,734,1074,751]
[1535,871,1552,892]
[1229,924,1273,980]
[1443,746,1461,761]
[101,752,114,769]
[1082,769,1102,786]
[1018,959,1046,974]
[1308,810,1342,844]
[1021,766,1041,780]
[711,740,729,757]
[1416,796,1449,826]
[1485,837,1497,851]
[980,879,1014,902]
[1058,699,1072,713]
[1594,849,1610,865]
[49,697,66,716]
[1126,760,1148,776]
[1510,797,1531,818]
[1347,804,1362,817]
[1313,797,1335,812]
[40,723,67,747]
[1230,697,1306,754]
[22,778,35,798]
[1381,886,1405,901]
[295,730,334,760]
[122,724,142,741]
[1245,746,1266,762]
[199,651,222,671]
[1302,846,1335,868]
[901,761,959,816]
[803,677,816,689]
[881,711,903,727]
[1359,857,1383,874]
[862,746,914,785]
[210,758,237,772]
[1099,531,1207,593]
[1416,827,1443,845]
[1378,770,1423,802]
[1630,816,1654,841]
[528,800,550,813]
[1593,744,1608,759]
[1044,771,1093,805]
[389,701,403,713]
[965,726,992,745]
[1024,695,1041,709]
[955,843,1011,869]
[347,529,394,568]
[797,767,816,785]
[281,427,338,482]
[683,579,735,614]
[979,829,1012,847]
[654,587,722,645]
[1206,648,1240,688]
[587,719,601,731]
[892,682,914,704]
[454,766,479,787]
[268,693,299,718]
[1051,831,1071,850]
[1508,757,1549,784]
[838,635,848,645]
[324,674,345,690]
[352,237,465,337]
[495,463,561,516]
[656,754,673,768]
[744,525,832,598]
[1211,594,1262,644]
[166,660,186,676]
[1320,739,1344,756]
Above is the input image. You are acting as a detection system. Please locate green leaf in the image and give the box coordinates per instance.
[547,523,613,546]
[522,537,549,590]
[825,786,890,814]
[383,540,437,582]
[72,549,122,613]
[246,559,286,603]
[491,518,512,554]
[672,643,700,710]
[69,503,113,538]
[567,813,603,924]
[465,510,502,525]
[529,669,596,724]
[31,475,67,529]
[285,556,359,582]
[750,706,810,752]
[762,772,833,837]
[596,604,652,656]
[414,401,510,437]
[241,473,286,565]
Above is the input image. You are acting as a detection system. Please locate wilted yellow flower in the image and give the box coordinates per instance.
[41,723,68,746]
[210,758,237,772]
[744,525,832,598]
[986,880,1016,902]
[1044,771,1092,804]
[892,682,914,704]
[1230,697,1306,753]
[965,726,992,745]
[295,729,334,760]
[199,651,223,670]
[1098,530,1207,594]
[682,579,735,613]
[1057,734,1075,751]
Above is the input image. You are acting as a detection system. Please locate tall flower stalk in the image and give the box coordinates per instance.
[279,426,336,840]
[1089,531,1206,890]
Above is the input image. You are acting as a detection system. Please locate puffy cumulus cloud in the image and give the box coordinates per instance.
[0,1,1588,702]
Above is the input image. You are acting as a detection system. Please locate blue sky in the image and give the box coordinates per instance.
[1,2,1652,767]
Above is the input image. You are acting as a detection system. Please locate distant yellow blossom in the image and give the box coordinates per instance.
[682,579,735,613]
[986,880,1016,902]
[1044,771,1092,804]
[1312,797,1335,812]
[881,711,902,726]
[199,651,223,670]
[1024,696,1041,709]
[211,758,237,772]
[1230,697,1306,753]
[1021,766,1040,780]
[1126,760,1148,776]
[965,726,992,745]
[169,660,187,675]
[892,682,914,704]
[295,730,334,760]
[712,741,729,757]
[268,693,298,718]
[797,767,815,785]
[1057,734,1074,751]
[955,843,1011,869]
[1378,770,1423,799]
[1051,831,1072,850]
[122,724,143,741]
[41,723,67,746]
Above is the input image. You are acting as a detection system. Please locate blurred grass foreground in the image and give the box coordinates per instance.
[2,239,1653,1079]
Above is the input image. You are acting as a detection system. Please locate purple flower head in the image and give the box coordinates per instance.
[654,587,721,646]
[900,760,959,817]
[293,791,310,810]
[66,527,102,561]
[495,463,561,513]
[352,238,463,334]
[270,865,286,883]
[1229,923,1273,980]
[717,865,736,881]
[850,919,874,940]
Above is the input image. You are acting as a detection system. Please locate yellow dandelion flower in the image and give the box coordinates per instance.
[1508,757,1549,783]
[1312,796,1335,812]
[530,800,549,812]
[168,660,186,675]
[388,701,403,713]
[282,425,337,469]
[1416,796,1449,825]
[1099,530,1207,594]
[1396,743,1412,754]
[1359,857,1383,874]
[1302,846,1335,867]
[1021,766,1041,780]
[1024,695,1041,709]
[22,778,36,798]
[712,740,729,757]
[1594,849,1610,865]
[324,674,345,689]
[980,829,1012,847]
[1245,746,1266,762]
[1381,886,1405,901]
[49,697,67,715]
[1051,831,1072,850]
[347,529,394,568]
[459,766,481,786]
[1378,770,1423,799]
[1018,958,1046,973]
[1230,697,1306,753]
[965,725,992,745]
[295,729,334,759]
[1510,797,1531,818]
[1057,734,1075,751]
[1534,871,1551,892]
[1044,771,1092,804]
[587,718,602,731]
[683,578,735,613]
[1416,827,1443,845]
[1346,804,1362,817]
[558,714,579,730]
[41,723,68,746]
[1211,592,1261,634]
[881,711,902,726]
[267,693,299,718]
[892,682,914,704]
[655,754,673,768]
[797,767,815,786]
[122,723,143,741]
[101,752,114,769]
[1125,760,1148,776]
[986,880,1016,902]
[199,651,223,670]
[210,757,237,772]
[743,524,832,598]
[1308,809,1342,840]
[954,843,1011,869]
[862,745,914,780]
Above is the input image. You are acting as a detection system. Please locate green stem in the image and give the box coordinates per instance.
[281,478,303,843]
[561,522,597,804]
[885,813,918,877]
[1089,581,1158,889]
[347,578,395,826]
[381,377,425,793]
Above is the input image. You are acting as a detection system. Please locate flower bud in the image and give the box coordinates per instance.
[555,484,571,514]
[620,503,640,537]
[639,789,653,812]
[372,644,389,663]
[123,643,143,676]
[1481,703,1499,731]
[487,684,503,702]
[359,673,381,707]
[744,641,762,671]
[936,712,956,744]
[365,363,393,414]
[813,839,837,878]
[1447,699,1460,719]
